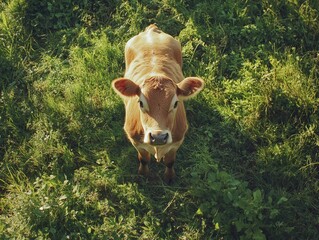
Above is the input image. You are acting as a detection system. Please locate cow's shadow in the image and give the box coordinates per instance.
[112,98,256,181]
[108,97,258,236]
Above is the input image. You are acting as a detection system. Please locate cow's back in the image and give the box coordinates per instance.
[124,25,184,84]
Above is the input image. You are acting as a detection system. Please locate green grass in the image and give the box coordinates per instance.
[1,0,319,239]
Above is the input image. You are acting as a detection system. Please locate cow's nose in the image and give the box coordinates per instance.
[150,132,169,145]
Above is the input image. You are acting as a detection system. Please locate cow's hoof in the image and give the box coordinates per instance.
[164,167,175,184]
[138,164,150,176]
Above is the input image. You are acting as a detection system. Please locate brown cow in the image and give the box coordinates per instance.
[112,24,204,182]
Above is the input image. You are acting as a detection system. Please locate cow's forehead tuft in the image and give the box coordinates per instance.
[143,76,176,93]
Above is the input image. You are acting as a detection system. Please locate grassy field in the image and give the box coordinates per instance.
[1,0,319,239]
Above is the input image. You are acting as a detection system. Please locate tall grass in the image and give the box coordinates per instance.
[1,0,319,239]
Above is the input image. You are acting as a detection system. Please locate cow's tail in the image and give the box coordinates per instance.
[145,24,161,32]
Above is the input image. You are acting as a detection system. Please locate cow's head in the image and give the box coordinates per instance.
[112,76,204,145]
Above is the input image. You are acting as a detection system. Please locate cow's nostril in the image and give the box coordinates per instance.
[150,133,156,143]
[150,132,169,145]
[163,133,168,143]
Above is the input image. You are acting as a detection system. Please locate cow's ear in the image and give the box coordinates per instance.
[177,77,204,99]
[112,78,140,97]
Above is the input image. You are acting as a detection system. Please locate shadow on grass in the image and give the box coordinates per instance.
[0,52,35,185]
[103,97,260,238]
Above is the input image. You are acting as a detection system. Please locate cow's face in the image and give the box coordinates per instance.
[112,76,204,145]
[138,77,178,145]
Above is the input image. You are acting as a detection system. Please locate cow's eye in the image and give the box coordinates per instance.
[138,100,144,108]
[173,101,179,109]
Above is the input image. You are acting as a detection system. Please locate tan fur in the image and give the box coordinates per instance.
[112,25,204,182]
[124,25,184,84]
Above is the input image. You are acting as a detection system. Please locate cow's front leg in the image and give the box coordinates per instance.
[163,150,176,183]
[137,149,151,176]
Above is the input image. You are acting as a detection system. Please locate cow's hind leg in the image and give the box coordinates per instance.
[138,149,151,176]
[164,150,176,183]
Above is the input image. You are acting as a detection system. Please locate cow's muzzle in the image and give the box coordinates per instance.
[150,132,169,145]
